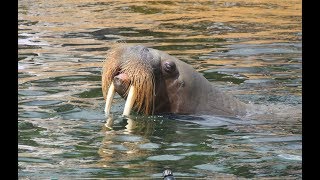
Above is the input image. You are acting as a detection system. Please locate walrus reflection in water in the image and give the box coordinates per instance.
[102,44,247,117]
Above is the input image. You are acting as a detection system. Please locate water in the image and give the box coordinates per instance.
[18,0,302,179]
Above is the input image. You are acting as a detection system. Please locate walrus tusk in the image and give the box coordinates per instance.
[123,85,136,116]
[104,82,115,115]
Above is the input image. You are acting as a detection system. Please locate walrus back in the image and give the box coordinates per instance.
[190,71,247,117]
[206,86,247,117]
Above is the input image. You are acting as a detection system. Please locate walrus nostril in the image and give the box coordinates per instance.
[112,73,131,98]
[113,73,130,87]
[113,76,121,86]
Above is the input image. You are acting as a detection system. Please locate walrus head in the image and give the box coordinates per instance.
[102,44,247,117]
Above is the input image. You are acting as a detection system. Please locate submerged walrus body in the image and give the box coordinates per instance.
[102,44,247,117]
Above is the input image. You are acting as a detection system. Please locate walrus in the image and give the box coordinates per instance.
[102,44,247,117]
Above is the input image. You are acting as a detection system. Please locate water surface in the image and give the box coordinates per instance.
[18,0,301,179]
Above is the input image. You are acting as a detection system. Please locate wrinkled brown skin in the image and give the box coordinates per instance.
[102,45,247,117]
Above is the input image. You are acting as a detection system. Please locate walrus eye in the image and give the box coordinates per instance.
[163,61,176,73]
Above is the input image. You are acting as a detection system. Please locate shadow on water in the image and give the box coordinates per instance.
[18,0,301,179]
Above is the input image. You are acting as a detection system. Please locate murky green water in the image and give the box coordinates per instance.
[18,0,301,179]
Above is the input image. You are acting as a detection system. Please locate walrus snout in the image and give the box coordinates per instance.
[113,73,130,97]
[102,45,155,116]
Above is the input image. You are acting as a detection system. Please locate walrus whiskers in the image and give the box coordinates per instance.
[120,59,155,115]
[102,45,155,116]
[101,49,121,100]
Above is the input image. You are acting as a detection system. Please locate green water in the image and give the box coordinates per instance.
[18,0,301,179]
